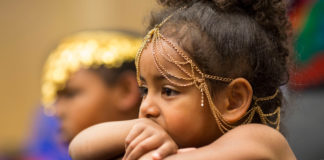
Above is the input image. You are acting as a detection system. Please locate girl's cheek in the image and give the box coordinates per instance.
[164,108,192,135]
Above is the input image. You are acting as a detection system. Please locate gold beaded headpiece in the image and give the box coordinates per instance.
[42,31,142,111]
[135,10,281,133]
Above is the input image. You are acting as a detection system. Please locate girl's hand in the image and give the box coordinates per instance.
[137,151,157,160]
[123,118,178,160]
[177,147,197,153]
[136,148,197,160]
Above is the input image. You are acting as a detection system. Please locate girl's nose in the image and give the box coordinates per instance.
[139,97,161,118]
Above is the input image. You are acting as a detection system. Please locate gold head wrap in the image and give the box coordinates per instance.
[42,31,142,111]
[135,9,281,133]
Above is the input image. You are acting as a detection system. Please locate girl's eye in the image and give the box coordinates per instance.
[57,89,79,99]
[65,91,76,98]
[139,86,148,97]
[162,87,179,97]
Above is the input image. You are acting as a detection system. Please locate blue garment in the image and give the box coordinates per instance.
[22,107,71,160]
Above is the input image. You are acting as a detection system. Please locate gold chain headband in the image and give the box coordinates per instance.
[135,10,281,133]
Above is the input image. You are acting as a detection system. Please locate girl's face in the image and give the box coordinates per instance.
[138,41,221,147]
[55,69,125,142]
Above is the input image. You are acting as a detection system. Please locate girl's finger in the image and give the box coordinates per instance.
[177,147,197,153]
[124,130,153,159]
[151,141,178,160]
[125,124,145,148]
[126,135,160,160]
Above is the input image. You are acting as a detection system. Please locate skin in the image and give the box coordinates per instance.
[56,68,139,143]
[69,39,296,160]
[162,124,296,160]
[69,119,141,160]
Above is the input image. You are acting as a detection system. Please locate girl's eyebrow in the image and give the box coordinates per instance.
[57,87,69,96]
[140,75,178,83]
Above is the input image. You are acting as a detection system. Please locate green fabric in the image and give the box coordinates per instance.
[295,0,324,64]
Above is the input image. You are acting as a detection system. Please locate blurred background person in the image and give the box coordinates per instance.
[0,1,157,159]
[22,30,143,160]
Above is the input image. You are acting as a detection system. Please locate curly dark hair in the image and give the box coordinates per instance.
[148,0,292,129]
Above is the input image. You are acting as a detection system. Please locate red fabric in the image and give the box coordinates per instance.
[290,53,324,90]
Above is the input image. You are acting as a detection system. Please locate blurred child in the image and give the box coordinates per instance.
[23,30,142,160]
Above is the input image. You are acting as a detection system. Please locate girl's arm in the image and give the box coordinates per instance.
[69,118,178,160]
[163,124,296,160]
[69,119,141,160]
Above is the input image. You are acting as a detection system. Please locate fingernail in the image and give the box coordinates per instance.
[152,152,161,160]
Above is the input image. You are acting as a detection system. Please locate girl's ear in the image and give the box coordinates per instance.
[214,78,253,124]
[113,72,140,112]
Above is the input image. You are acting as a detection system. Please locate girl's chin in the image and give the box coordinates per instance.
[59,127,74,144]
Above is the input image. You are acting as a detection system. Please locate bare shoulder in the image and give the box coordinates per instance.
[226,124,287,144]
[213,124,296,160]
[164,124,296,160]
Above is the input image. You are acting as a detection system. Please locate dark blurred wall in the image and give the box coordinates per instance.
[0,0,157,152]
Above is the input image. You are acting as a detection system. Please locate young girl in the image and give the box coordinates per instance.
[69,0,296,159]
